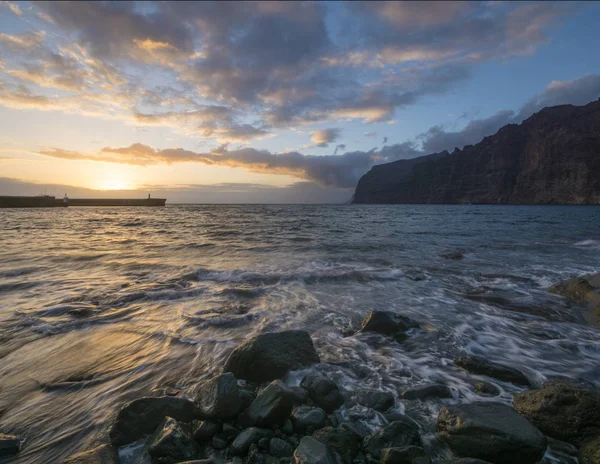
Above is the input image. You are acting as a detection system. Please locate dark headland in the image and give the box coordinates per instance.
[353,101,600,205]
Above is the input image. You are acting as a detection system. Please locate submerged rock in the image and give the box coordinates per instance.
[148,417,200,464]
[301,375,344,413]
[362,418,422,459]
[437,402,547,464]
[291,406,327,434]
[380,446,430,464]
[223,330,320,383]
[454,355,531,386]
[293,436,339,464]
[195,373,241,420]
[471,381,500,397]
[579,435,600,464]
[312,426,360,463]
[240,380,295,427]
[231,428,273,456]
[354,389,395,411]
[550,277,598,303]
[63,444,118,464]
[513,379,600,444]
[359,311,419,342]
[109,396,199,446]
[402,384,452,401]
[0,433,20,457]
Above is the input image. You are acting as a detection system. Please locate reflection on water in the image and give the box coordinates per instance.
[0,205,599,462]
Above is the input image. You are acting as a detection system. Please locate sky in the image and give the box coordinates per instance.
[0,1,599,203]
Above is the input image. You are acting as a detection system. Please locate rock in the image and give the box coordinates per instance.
[224,331,320,383]
[472,381,500,397]
[312,426,360,463]
[362,419,422,459]
[359,311,419,342]
[441,251,464,261]
[579,436,600,464]
[270,438,294,458]
[196,373,241,420]
[438,460,493,464]
[175,461,215,464]
[379,446,430,464]
[0,433,20,456]
[148,417,200,464]
[293,436,339,464]
[340,421,371,440]
[63,444,119,463]
[292,387,309,404]
[454,355,531,386]
[239,389,256,410]
[513,380,600,444]
[550,277,597,303]
[212,436,228,450]
[222,423,239,440]
[109,396,199,446]
[301,376,344,413]
[437,402,547,464]
[240,380,295,427]
[258,437,270,450]
[401,384,452,401]
[354,390,395,411]
[231,427,273,456]
[193,421,220,443]
[291,406,327,434]
[282,419,294,436]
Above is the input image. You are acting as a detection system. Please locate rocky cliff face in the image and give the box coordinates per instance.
[353,101,600,204]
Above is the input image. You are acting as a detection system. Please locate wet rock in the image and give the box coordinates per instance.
[291,406,327,434]
[401,384,452,401]
[258,437,270,450]
[231,427,273,456]
[471,381,500,397]
[437,402,547,464]
[240,380,295,427]
[109,396,199,446]
[312,426,360,463]
[175,460,215,464]
[293,436,339,464]
[212,436,228,450]
[192,420,220,442]
[239,389,256,410]
[379,446,430,464]
[222,423,239,440]
[454,355,531,386]
[270,438,295,458]
[362,419,422,459]
[196,373,241,420]
[148,417,201,464]
[340,421,371,440]
[0,433,20,457]
[359,311,419,342]
[282,419,294,436]
[513,379,600,444]
[438,460,493,464]
[292,387,309,404]
[441,251,464,261]
[550,277,597,303]
[224,331,320,383]
[354,390,394,411]
[579,435,600,464]
[301,376,344,413]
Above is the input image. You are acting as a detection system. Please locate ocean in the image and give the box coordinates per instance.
[0,204,599,463]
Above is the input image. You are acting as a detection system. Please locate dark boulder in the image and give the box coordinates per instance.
[292,386,309,404]
[513,379,600,444]
[291,406,327,434]
[239,389,255,410]
[195,373,241,420]
[301,375,344,413]
[454,355,531,386]
[224,331,320,383]
[380,446,430,464]
[240,380,295,427]
[437,402,547,464]
[402,384,452,401]
[359,311,419,342]
[109,396,199,446]
[231,427,273,456]
[222,423,239,440]
[312,426,360,463]
[0,433,20,457]
[211,436,227,450]
[355,390,395,411]
[362,419,422,459]
[579,435,600,464]
[270,437,295,458]
[192,420,220,443]
[293,436,340,464]
[63,444,119,464]
[148,417,200,464]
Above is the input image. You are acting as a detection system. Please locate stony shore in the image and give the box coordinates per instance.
[2,274,599,464]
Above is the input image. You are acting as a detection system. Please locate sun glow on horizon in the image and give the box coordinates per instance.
[100,181,135,191]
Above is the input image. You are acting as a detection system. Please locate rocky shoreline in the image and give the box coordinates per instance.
[2,275,599,464]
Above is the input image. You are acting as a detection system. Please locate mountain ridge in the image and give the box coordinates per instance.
[352,100,600,204]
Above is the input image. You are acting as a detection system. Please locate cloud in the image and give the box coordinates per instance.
[382,137,388,145]
[3,1,22,16]
[364,132,377,138]
[311,128,342,147]
[334,144,346,155]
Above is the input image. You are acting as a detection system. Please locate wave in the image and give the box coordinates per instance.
[574,239,599,247]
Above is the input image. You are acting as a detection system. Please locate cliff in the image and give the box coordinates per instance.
[353,101,600,204]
